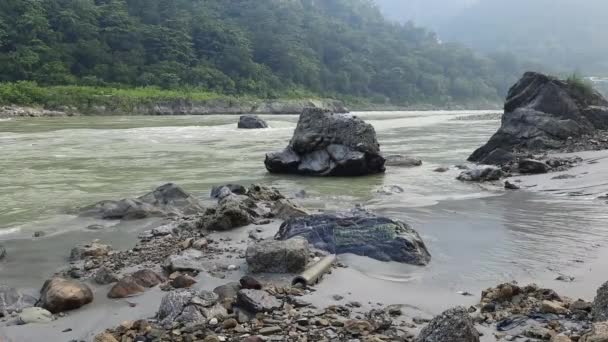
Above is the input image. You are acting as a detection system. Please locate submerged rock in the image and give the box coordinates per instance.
[246,239,309,273]
[38,277,93,313]
[384,155,422,167]
[415,306,479,342]
[518,159,550,174]
[457,166,504,182]
[0,285,37,316]
[275,211,431,265]
[79,183,205,220]
[265,108,385,176]
[210,184,247,199]
[0,245,5,260]
[238,115,268,129]
[469,72,608,162]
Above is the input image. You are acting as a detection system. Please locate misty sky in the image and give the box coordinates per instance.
[375,0,479,29]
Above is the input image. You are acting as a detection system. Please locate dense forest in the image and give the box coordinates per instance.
[0,0,528,106]
[376,0,608,76]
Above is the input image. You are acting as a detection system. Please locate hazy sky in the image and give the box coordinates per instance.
[375,0,479,29]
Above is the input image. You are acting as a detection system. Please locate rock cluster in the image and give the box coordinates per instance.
[265,108,385,176]
[470,72,608,163]
[275,210,431,265]
[79,183,205,220]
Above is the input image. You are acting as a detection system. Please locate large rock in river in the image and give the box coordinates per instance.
[265,108,385,176]
[275,210,431,265]
[79,183,204,220]
[469,72,608,163]
[238,115,268,129]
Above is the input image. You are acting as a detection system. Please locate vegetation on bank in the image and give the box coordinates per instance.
[0,0,528,107]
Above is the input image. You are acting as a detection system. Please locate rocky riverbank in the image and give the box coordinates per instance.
[0,98,348,118]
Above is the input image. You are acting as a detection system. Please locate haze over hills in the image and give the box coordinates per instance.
[375,0,608,75]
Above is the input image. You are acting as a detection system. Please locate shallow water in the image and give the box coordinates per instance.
[1,111,608,300]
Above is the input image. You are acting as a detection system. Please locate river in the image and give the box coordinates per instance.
[1,111,608,310]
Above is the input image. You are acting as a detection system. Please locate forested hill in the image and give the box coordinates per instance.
[0,0,524,106]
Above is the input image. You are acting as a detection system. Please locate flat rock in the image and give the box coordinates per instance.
[237,289,282,313]
[39,277,93,313]
[163,249,206,273]
[275,210,431,265]
[415,306,479,342]
[18,307,53,324]
[246,239,309,273]
[384,155,422,167]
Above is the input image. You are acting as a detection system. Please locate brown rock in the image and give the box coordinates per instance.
[223,318,238,329]
[542,300,568,315]
[131,269,165,287]
[240,276,262,290]
[107,276,145,298]
[580,322,608,342]
[39,277,94,313]
[171,274,197,289]
[241,337,263,342]
[344,320,374,335]
[551,335,572,342]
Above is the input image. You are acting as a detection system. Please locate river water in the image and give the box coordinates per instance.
[1,111,608,307]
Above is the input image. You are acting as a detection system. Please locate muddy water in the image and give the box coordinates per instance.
[1,111,607,307]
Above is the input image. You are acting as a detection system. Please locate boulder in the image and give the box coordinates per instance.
[80,183,205,220]
[171,274,197,289]
[415,307,480,342]
[275,210,431,265]
[163,249,206,273]
[214,282,241,301]
[246,239,309,273]
[580,322,608,342]
[384,155,422,167]
[157,289,227,327]
[93,266,119,285]
[69,242,112,261]
[240,276,263,290]
[238,115,268,129]
[18,307,53,324]
[469,72,608,162]
[518,159,550,174]
[0,285,37,316]
[237,289,282,313]
[131,269,165,287]
[265,108,385,176]
[592,280,608,321]
[457,166,504,182]
[108,276,146,298]
[38,277,93,313]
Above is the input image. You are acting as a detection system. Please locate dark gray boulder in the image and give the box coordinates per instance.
[238,115,268,129]
[518,159,550,174]
[469,72,608,163]
[415,307,480,342]
[79,183,205,220]
[592,281,608,321]
[0,285,37,317]
[457,166,504,182]
[265,108,385,176]
[275,210,431,265]
[210,184,247,199]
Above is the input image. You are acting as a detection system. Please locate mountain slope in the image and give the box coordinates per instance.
[0,0,522,106]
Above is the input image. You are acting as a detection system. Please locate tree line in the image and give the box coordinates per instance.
[0,0,530,106]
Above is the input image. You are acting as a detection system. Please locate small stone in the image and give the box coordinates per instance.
[33,231,46,238]
[259,326,282,335]
[240,276,262,290]
[223,318,238,329]
[333,294,344,301]
[209,317,218,326]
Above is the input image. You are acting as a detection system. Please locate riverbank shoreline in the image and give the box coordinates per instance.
[1,148,607,342]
